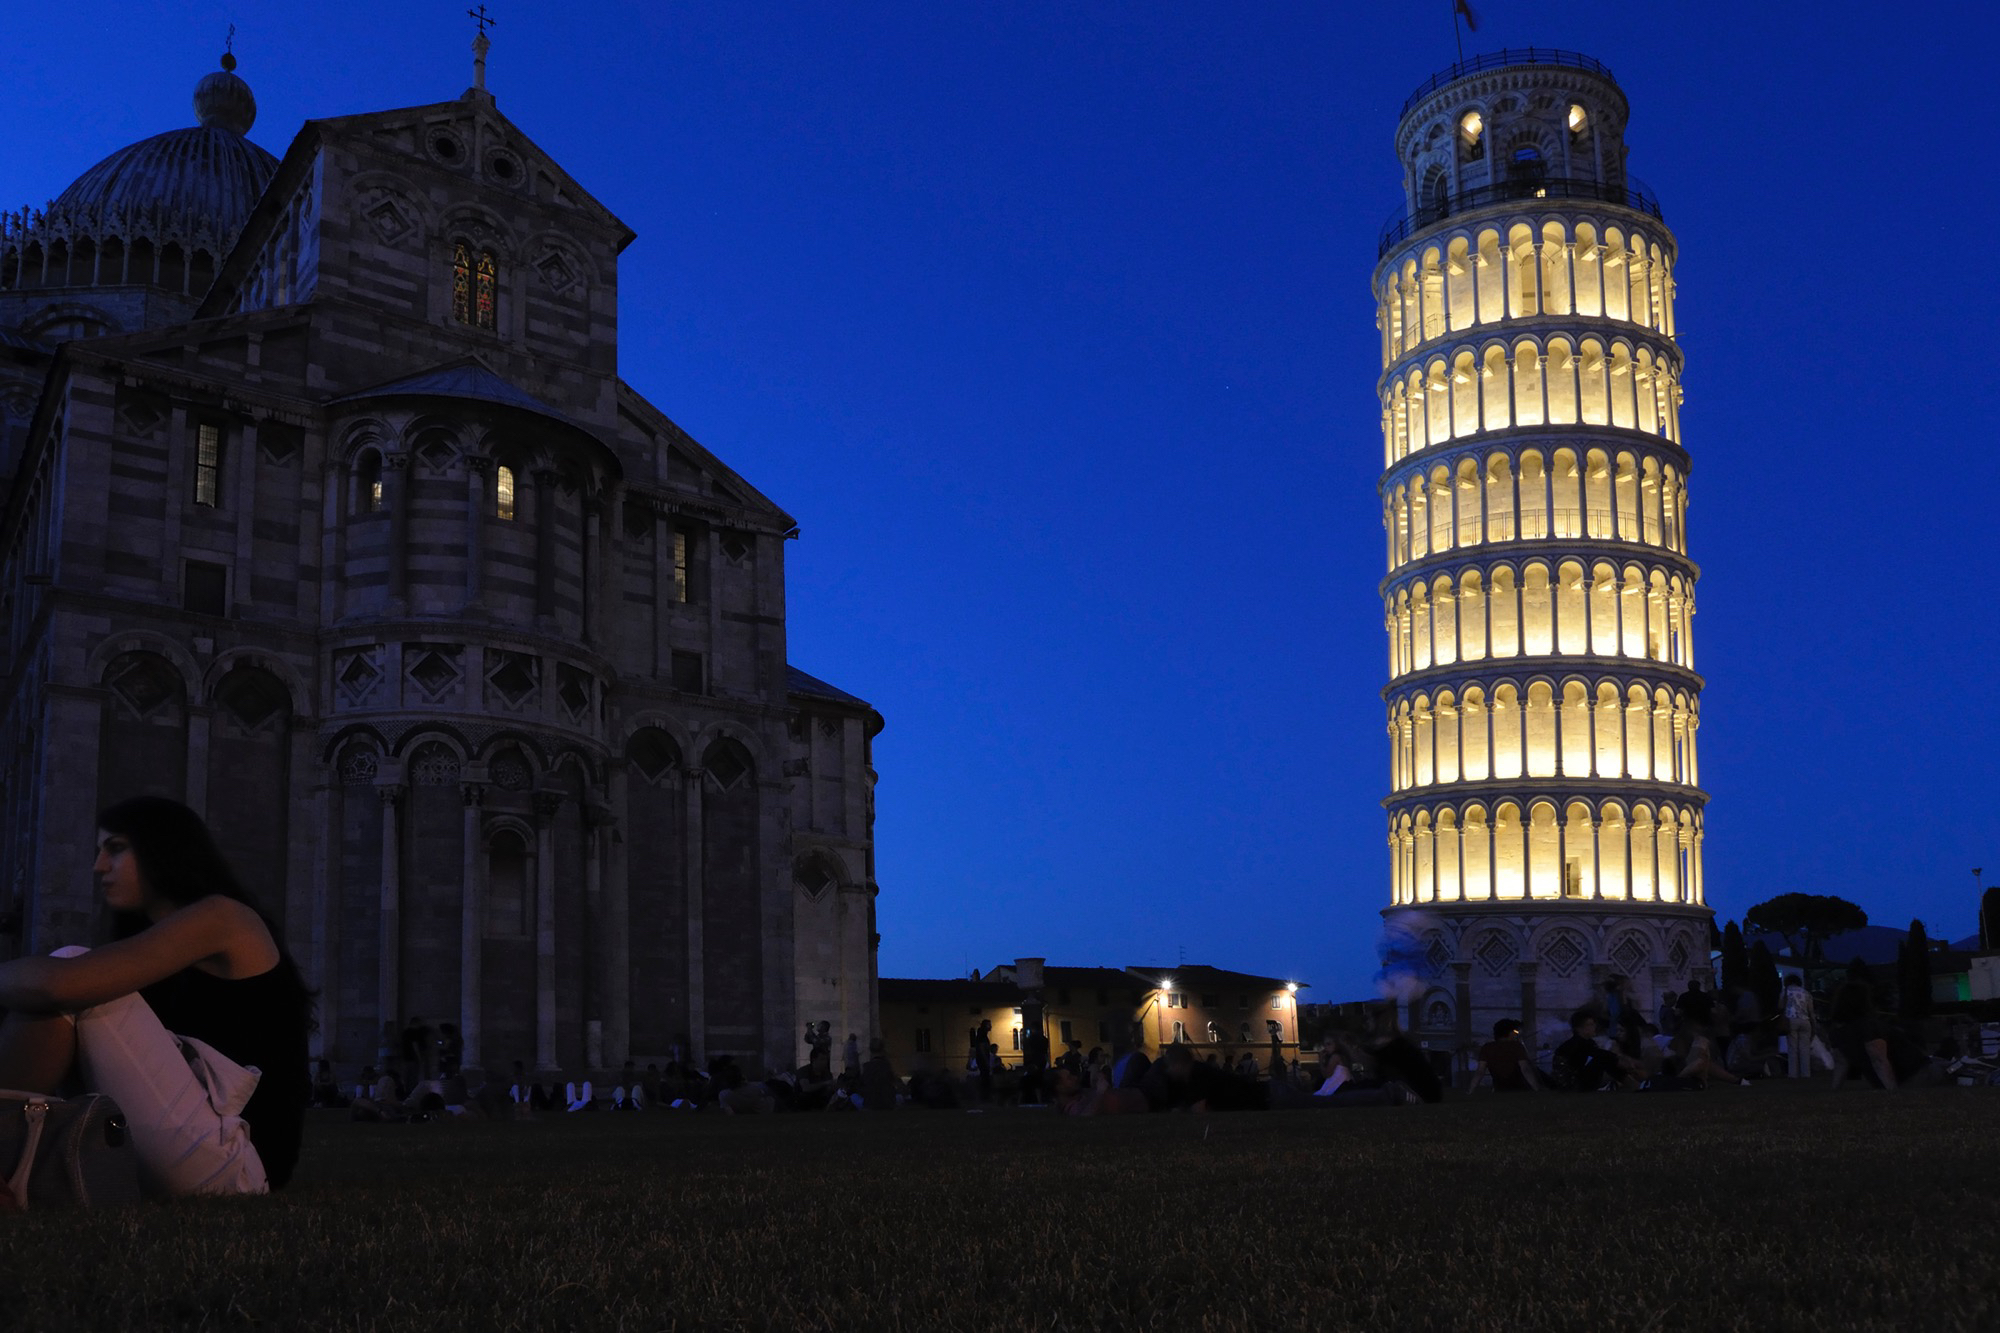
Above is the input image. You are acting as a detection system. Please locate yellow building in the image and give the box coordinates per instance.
[877,961,1304,1075]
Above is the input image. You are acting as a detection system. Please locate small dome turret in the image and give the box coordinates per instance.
[193,53,257,136]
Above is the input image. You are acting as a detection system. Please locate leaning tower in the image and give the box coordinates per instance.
[1373,51,1711,1052]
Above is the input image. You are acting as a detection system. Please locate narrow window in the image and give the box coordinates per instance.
[475,250,497,330]
[183,560,227,615]
[1097,1020,1111,1043]
[1059,1020,1073,1044]
[1172,1021,1188,1043]
[452,243,471,324]
[356,451,383,514]
[914,1029,932,1054]
[495,464,516,521]
[194,422,223,507]
[671,650,704,694]
[672,528,689,602]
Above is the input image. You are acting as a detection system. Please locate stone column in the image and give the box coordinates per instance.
[1452,961,1474,1088]
[183,705,211,819]
[603,761,631,1070]
[582,495,603,646]
[581,800,608,1066]
[1518,961,1539,1043]
[532,469,557,624]
[376,784,404,1040]
[385,452,411,611]
[534,789,563,1074]
[462,457,488,612]
[310,777,336,1056]
[684,767,706,1065]
[459,782,485,1073]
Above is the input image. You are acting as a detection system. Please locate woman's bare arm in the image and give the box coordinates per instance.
[0,898,275,1012]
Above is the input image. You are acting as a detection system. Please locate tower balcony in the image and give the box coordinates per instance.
[1379,176,1664,259]
[1400,49,1619,119]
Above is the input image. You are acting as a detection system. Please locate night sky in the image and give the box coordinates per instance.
[7,3,1995,996]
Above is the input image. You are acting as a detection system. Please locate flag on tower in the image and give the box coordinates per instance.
[1455,0,1481,32]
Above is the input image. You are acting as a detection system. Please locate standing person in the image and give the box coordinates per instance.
[0,797,312,1195]
[436,1022,463,1078]
[1781,975,1817,1079]
[842,1031,862,1081]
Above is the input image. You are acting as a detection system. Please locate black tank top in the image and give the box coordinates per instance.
[142,964,310,1188]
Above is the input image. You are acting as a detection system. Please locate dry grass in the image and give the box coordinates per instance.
[3,1086,1996,1331]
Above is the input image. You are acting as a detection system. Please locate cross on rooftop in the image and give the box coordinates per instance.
[468,5,498,36]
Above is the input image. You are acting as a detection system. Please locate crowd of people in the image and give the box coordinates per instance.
[1463,971,1979,1094]
[322,966,1989,1125]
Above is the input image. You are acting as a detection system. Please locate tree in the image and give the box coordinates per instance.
[1749,941,1782,1019]
[1899,920,1934,1019]
[1721,921,1749,991]
[1744,893,1869,963]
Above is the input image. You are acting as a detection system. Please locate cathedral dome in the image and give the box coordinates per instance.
[41,55,277,256]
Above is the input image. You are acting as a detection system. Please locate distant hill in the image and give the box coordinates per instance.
[1744,924,1981,966]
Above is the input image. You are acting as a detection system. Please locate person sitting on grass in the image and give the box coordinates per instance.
[1140,1042,1268,1112]
[1467,1019,1543,1093]
[1052,1064,1148,1115]
[0,797,310,1198]
[310,1057,349,1108]
[1827,981,1944,1092]
[1552,1012,1637,1091]
[859,1038,900,1110]
[565,1076,596,1111]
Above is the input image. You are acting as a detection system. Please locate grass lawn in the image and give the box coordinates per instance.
[3,1085,1996,1331]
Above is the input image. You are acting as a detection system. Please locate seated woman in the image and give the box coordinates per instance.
[0,798,311,1196]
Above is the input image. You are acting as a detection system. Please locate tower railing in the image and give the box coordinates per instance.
[1400,49,1617,118]
[1378,176,1664,258]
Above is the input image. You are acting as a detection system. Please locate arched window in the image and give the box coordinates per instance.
[451,242,499,330]
[355,450,383,514]
[451,243,471,324]
[475,250,497,330]
[495,463,516,521]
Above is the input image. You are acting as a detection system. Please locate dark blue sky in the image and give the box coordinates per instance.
[9,3,1996,994]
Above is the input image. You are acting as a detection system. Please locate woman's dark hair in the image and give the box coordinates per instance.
[98,795,316,1027]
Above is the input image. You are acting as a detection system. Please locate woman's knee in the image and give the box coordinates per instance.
[50,944,91,959]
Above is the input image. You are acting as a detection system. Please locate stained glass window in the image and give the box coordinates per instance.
[451,243,470,324]
[475,250,497,330]
[496,464,515,521]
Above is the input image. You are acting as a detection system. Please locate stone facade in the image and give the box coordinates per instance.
[0,57,881,1079]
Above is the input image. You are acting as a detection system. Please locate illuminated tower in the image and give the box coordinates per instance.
[1373,51,1710,1048]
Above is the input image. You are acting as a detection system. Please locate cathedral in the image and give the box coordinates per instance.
[0,43,882,1079]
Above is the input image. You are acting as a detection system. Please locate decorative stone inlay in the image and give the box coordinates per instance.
[797,861,835,901]
[535,249,579,295]
[406,645,462,701]
[705,742,748,792]
[556,664,591,721]
[1610,933,1649,979]
[1668,935,1692,972]
[334,647,382,704]
[1472,932,1518,977]
[338,748,378,786]
[409,743,461,786]
[490,750,531,792]
[486,652,537,707]
[1423,933,1453,978]
[106,653,179,718]
[215,667,288,731]
[1541,930,1587,979]
[628,730,679,783]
